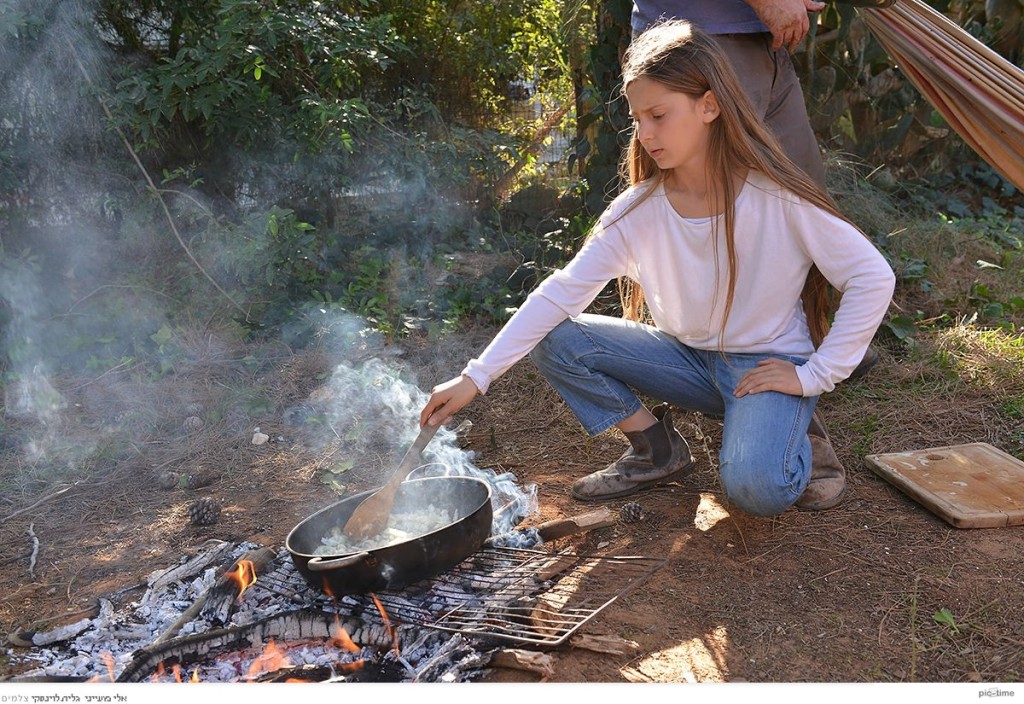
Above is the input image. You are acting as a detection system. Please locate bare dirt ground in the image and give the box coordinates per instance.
[1,328,1023,684]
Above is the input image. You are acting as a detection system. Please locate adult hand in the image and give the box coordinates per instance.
[733,358,804,398]
[746,0,826,52]
[420,375,479,428]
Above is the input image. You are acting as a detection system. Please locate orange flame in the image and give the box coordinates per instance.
[227,559,258,600]
[370,592,400,657]
[246,639,292,679]
[330,618,362,654]
[87,652,117,682]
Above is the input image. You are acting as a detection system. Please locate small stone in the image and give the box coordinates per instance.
[251,432,269,445]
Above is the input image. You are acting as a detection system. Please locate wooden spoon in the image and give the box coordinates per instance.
[341,421,442,540]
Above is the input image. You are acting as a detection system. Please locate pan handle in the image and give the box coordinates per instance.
[307,551,371,571]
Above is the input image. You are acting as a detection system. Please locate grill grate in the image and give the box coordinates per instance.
[369,546,666,647]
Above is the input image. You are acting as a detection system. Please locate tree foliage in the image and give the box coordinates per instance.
[108,1,397,151]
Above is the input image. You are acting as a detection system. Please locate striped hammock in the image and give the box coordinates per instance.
[859,0,1024,190]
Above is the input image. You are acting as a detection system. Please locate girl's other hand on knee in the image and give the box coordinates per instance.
[420,375,479,428]
[734,358,802,397]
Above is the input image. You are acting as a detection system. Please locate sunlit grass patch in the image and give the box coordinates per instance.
[934,317,1024,391]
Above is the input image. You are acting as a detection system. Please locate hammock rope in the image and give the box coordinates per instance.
[860,0,1024,190]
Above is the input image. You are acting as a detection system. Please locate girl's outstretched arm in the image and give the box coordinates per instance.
[420,375,479,428]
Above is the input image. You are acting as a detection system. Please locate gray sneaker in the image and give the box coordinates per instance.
[571,404,694,501]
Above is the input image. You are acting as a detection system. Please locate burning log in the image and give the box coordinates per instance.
[114,607,467,683]
[153,546,276,645]
[117,608,344,682]
[253,663,334,682]
[201,551,267,625]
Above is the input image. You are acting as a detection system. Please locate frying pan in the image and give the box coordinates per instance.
[285,476,493,595]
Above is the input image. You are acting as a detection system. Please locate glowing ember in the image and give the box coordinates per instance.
[330,617,362,654]
[86,652,116,682]
[227,559,258,599]
[246,639,292,679]
[169,663,198,682]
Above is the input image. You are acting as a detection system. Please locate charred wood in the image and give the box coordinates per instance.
[117,608,342,682]
[486,508,616,547]
[253,664,335,682]
[145,540,233,593]
[153,546,276,644]
[8,601,103,647]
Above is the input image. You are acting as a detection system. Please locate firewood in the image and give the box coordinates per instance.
[489,648,556,678]
[11,617,94,647]
[569,633,641,656]
[152,546,276,644]
[7,602,102,648]
[200,547,275,626]
[528,590,573,640]
[146,540,233,592]
[485,507,616,547]
[117,609,343,682]
[534,553,578,581]
[532,507,616,541]
[254,664,335,683]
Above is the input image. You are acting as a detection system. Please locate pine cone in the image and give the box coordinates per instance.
[185,470,218,490]
[188,497,221,526]
[620,501,644,523]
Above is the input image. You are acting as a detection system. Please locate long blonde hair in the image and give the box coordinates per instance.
[612,20,850,348]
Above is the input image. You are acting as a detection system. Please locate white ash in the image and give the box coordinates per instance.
[313,504,457,555]
[5,540,503,683]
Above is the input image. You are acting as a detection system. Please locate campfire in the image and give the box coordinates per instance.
[5,509,663,683]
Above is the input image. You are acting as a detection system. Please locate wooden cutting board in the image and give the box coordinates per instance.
[864,443,1024,528]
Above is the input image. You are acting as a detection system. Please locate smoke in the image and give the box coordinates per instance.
[287,310,537,535]
[0,1,538,534]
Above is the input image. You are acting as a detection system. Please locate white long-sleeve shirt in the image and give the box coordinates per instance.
[463,171,896,398]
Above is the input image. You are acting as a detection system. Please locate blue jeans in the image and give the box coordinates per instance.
[528,314,818,516]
